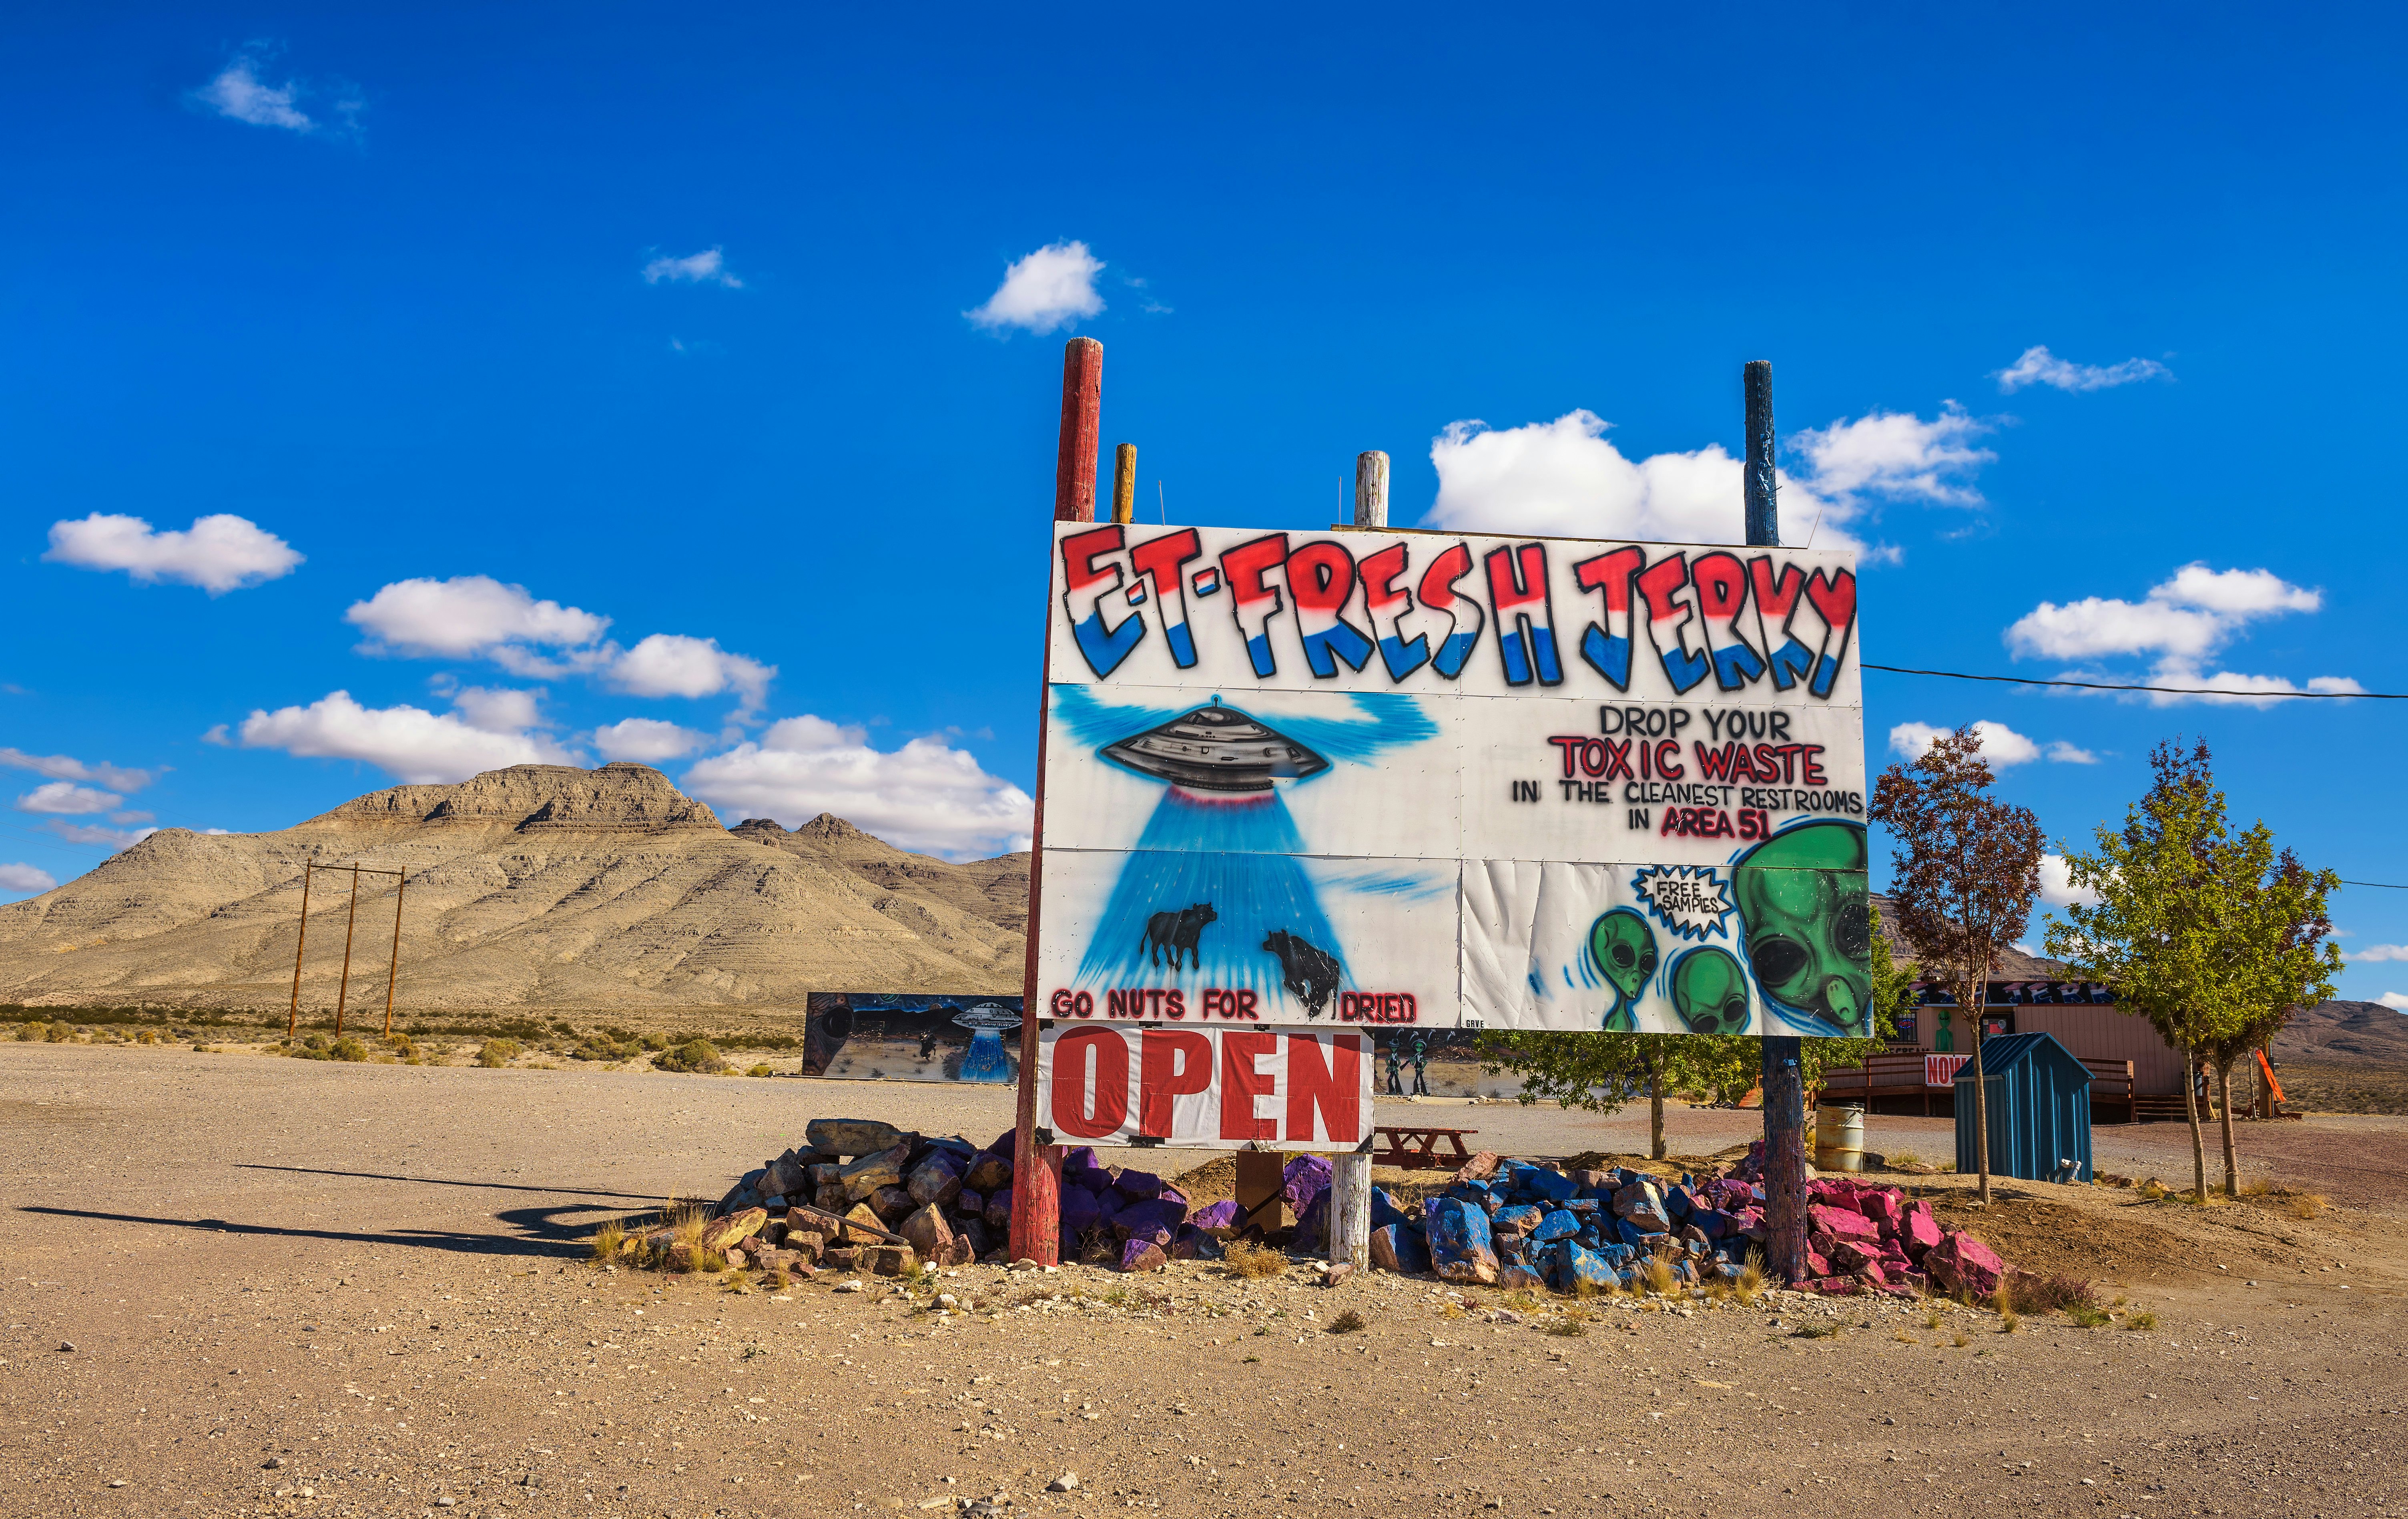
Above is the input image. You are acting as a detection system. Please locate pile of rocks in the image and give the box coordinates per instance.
[1357,1143,2014,1300]
[695,1119,1248,1278]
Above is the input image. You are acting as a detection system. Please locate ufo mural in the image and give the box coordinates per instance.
[1100,700,1330,792]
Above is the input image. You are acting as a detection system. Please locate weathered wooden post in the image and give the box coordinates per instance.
[1013,336,1103,1264]
[1324,449,1392,1271]
[333,863,361,1037]
[383,872,405,1038]
[1112,443,1137,524]
[1748,359,1810,1285]
[287,863,313,1040]
[1353,450,1389,528]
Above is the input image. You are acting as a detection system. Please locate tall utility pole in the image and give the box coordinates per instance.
[1748,359,1810,1285]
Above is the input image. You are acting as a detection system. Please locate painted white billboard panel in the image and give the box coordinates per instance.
[1036,522,1872,1037]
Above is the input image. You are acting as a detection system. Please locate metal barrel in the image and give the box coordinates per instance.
[1814,1104,1867,1173]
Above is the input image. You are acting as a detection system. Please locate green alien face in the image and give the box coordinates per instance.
[1733,820,1872,1034]
[1671,946,1752,1035]
[1587,907,1660,1003]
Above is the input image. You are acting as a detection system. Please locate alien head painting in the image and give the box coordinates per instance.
[1036,520,1872,1035]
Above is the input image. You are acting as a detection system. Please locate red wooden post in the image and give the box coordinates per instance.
[1054,337,1103,522]
[1013,336,1101,1263]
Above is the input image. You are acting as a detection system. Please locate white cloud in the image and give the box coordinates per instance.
[345,576,772,716]
[1423,412,1861,551]
[447,686,546,735]
[591,718,709,764]
[2005,562,2352,705]
[0,748,153,792]
[2345,944,2408,963]
[1885,719,2091,767]
[44,512,303,594]
[642,248,742,288]
[2380,992,2408,1012]
[683,716,1032,859]
[2038,854,2100,909]
[605,634,774,714]
[1994,345,2171,394]
[0,863,56,893]
[347,576,610,657]
[1790,404,1995,509]
[193,51,314,132]
[42,820,158,851]
[231,690,576,785]
[967,241,1105,334]
[16,781,123,815]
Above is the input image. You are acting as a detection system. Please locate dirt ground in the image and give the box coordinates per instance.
[4,1043,2404,1519]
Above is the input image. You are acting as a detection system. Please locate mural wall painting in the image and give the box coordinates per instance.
[1038,522,1872,1037]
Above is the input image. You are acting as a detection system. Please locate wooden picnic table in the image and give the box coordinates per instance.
[1372,1125,1478,1170]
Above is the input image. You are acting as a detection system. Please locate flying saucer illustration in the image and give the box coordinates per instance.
[953,1001,1022,1084]
[1100,700,1330,793]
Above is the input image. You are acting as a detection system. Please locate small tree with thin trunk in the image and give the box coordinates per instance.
[1869,725,2045,1206]
[2198,847,2340,1195]
[2045,739,2247,1204]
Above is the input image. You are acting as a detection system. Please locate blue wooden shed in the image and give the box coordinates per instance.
[1952,1032,2094,1183]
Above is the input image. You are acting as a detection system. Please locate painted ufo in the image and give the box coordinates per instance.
[953,1002,1023,1032]
[1101,700,1331,792]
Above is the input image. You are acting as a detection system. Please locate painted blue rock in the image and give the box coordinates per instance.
[1665,1185,1697,1223]
[1062,1147,1114,1191]
[1112,1168,1170,1202]
[1189,1198,1243,1236]
[1282,1155,1333,1213]
[1119,1236,1168,1272]
[1544,1240,1616,1294]
[1425,1196,1499,1285]
[1444,1178,1494,1206]
[1058,1185,1102,1234]
[1563,1198,1600,1216]
[1370,1187,1413,1232]
[1493,1204,1543,1236]
[1369,1223,1431,1275]
[1523,1167,1577,1205]
[1615,1217,1649,1247]
[1529,1209,1581,1246]
[1112,1197,1188,1240]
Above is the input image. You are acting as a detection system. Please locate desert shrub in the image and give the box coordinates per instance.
[17,1022,45,1041]
[569,1033,637,1062]
[1221,1241,1286,1280]
[2001,1271,2097,1315]
[1328,1309,1367,1334]
[1792,1320,1840,1339]
[640,1033,668,1052]
[1541,1316,1586,1337]
[2123,1310,2157,1331]
[552,1020,579,1035]
[656,1039,729,1075]
[329,1036,370,1061]
[47,1023,76,1043]
[382,1031,418,1062]
[746,1063,774,1078]
[477,1039,521,1068]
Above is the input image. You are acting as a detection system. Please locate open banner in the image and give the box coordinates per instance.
[1036,1025,1374,1150]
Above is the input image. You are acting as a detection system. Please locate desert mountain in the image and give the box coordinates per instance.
[0,762,1028,1012]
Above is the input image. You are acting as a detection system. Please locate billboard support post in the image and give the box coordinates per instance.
[333,864,361,1038]
[1328,446,1392,1272]
[1747,358,1811,1286]
[287,864,314,1041]
[1012,336,1103,1264]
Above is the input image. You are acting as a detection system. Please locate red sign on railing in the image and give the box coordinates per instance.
[1925,1054,1971,1088]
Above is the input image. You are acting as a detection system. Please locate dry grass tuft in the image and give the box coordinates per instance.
[2288,1192,2326,1220]
[1327,1309,1366,1334]
[1542,1316,1587,1337]
[1950,1330,1971,1348]
[2066,1302,2110,1328]
[2002,1271,2097,1315]
[1791,1320,1840,1340]
[1924,1305,1945,1330]
[1732,1250,1768,1304]
[2123,1310,2157,1331]
[1220,1241,1286,1281]
[590,1219,626,1262]
[1639,1256,1678,1297]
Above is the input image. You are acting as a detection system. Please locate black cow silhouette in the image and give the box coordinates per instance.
[1261,929,1341,1018]
[1141,903,1218,970]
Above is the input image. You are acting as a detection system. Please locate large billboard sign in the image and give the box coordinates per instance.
[1036,522,1871,1036]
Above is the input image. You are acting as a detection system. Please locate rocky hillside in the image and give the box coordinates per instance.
[0,763,1029,1012]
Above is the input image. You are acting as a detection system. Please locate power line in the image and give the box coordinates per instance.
[1861,663,2403,699]
[2341,880,2408,890]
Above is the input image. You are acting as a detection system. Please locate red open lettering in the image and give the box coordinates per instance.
[1218,1030,1279,1141]
[1049,1027,1130,1140]
[1138,1028,1214,1138]
[1285,1033,1361,1143]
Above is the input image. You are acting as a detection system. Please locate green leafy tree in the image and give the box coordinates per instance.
[1478,1031,1690,1159]
[1867,901,1919,1044]
[2195,847,2341,1195]
[2044,739,2263,1203]
[1870,725,2046,1205]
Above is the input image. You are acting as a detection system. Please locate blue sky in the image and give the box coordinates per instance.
[5,4,2406,1004]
